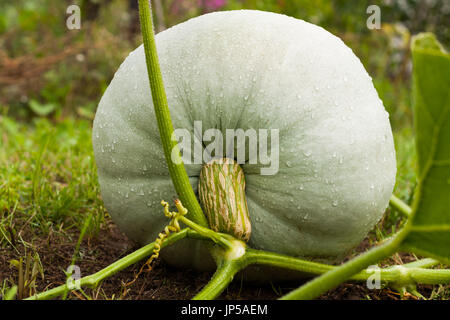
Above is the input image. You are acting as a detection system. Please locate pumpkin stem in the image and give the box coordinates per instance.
[198,158,252,242]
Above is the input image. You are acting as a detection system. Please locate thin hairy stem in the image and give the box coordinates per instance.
[138,0,208,227]
[280,228,409,300]
[390,194,413,217]
[246,249,450,284]
[193,259,246,300]
[26,229,191,300]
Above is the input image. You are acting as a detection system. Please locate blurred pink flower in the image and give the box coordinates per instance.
[200,0,227,11]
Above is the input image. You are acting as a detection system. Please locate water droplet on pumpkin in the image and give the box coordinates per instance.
[303,150,312,157]
[286,161,292,167]
[332,200,338,207]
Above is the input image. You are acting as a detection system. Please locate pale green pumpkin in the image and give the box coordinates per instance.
[92,10,396,271]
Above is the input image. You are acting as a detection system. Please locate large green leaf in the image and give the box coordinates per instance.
[401,33,450,263]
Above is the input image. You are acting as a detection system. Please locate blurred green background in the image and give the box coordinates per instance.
[1,0,449,128]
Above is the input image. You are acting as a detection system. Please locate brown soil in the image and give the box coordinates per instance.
[0,220,438,300]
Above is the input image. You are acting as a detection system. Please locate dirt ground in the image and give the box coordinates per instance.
[0,220,437,300]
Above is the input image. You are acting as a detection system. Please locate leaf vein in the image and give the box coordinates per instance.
[410,224,450,232]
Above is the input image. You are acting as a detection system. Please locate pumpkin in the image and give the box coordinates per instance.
[92,10,396,270]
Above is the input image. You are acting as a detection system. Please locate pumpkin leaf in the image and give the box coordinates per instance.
[401,33,450,264]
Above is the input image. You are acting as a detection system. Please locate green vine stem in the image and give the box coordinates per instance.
[279,227,410,300]
[26,197,447,300]
[178,215,235,251]
[245,249,448,284]
[390,194,412,217]
[400,258,439,269]
[193,259,245,300]
[193,245,450,300]
[26,229,191,300]
[278,195,447,300]
[150,211,450,298]
[138,0,207,227]
[26,221,450,300]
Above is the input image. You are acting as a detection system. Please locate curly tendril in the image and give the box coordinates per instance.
[124,199,187,288]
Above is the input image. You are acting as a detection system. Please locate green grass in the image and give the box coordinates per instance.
[0,115,105,247]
